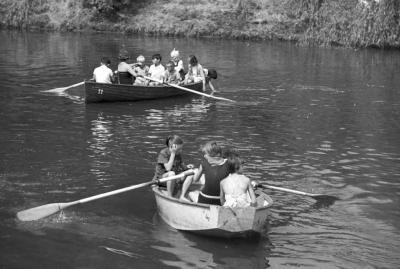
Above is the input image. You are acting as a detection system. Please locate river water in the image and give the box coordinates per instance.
[0,30,399,269]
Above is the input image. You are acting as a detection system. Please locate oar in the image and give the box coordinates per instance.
[42,81,85,93]
[143,76,235,102]
[252,180,338,201]
[17,170,194,221]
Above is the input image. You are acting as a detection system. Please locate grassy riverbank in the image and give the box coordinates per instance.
[0,0,399,48]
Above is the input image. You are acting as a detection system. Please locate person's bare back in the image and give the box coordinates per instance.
[220,173,256,207]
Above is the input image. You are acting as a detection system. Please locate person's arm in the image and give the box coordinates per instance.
[163,70,169,83]
[208,80,216,92]
[163,145,177,171]
[220,182,225,205]
[177,60,184,73]
[199,65,206,90]
[126,64,136,77]
[108,69,115,83]
[192,165,203,183]
[247,177,257,207]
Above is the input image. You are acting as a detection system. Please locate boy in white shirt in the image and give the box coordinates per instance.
[93,57,114,84]
[148,54,165,85]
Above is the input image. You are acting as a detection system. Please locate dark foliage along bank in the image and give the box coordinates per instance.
[0,0,399,48]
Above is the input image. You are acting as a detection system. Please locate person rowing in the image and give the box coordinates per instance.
[153,135,195,197]
[181,141,230,205]
[117,49,136,84]
[132,55,149,85]
[93,57,114,84]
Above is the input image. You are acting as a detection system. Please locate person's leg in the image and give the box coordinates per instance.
[163,171,176,196]
[179,175,193,200]
[179,168,199,200]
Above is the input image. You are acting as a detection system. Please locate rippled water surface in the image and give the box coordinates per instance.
[1,30,400,269]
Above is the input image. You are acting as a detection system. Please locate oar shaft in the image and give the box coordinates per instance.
[78,182,152,203]
[78,171,193,204]
[143,76,235,102]
[260,184,313,196]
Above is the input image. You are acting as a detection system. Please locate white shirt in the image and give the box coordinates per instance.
[93,65,113,84]
[148,64,165,81]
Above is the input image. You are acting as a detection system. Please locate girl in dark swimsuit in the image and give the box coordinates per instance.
[181,141,230,205]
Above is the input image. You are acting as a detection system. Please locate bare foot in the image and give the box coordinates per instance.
[179,196,191,202]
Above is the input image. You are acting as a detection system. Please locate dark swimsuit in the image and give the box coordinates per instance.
[118,72,134,84]
[197,157,230,205]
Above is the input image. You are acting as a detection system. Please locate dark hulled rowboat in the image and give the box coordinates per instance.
[85,81,203,103]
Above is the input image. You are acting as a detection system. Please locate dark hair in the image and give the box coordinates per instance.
[188,55,198,66]
[222,147,239,159]
[165,135,183,147]
[207,69,217,79]
[201,141,222,157]
[227,155,242,173]
[119,49,129,60]
[152,54,162,61]
[101,57,111,65]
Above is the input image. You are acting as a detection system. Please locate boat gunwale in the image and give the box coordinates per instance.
[152,185,273,211]
[85,80,203,89]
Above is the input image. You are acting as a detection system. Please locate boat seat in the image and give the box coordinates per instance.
[117,71,135,85]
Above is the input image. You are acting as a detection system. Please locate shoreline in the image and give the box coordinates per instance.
[1,0,399,49]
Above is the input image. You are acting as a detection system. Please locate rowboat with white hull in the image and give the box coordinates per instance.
[152,186,273,238]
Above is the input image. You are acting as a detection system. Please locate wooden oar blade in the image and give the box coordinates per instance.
[17,202,72,221]
[43,81,84,93]
[312,194,339,201]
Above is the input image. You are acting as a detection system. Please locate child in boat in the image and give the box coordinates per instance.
[117,49,136,84]
[181,141,230,205]
[170,48,184,74]
[220,155,257,208]
[93,57,114,84]
[164,61,181,84]
[204,68,217,93]
[184,55,206,91]
[132,55,149,85]
[153,135,194,197]
[148,53,165,86]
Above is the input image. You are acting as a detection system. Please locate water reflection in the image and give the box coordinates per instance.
[85,98,211,183]
[151,214,271,269]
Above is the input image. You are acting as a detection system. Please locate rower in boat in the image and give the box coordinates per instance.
[164,61,182,85]
[170,48,184,74]
[93,57,114,84]
[148,54,165,86]
[181,141,230,204]
[184,55,206,91]
[117,49,136,84]
[153,135,195,197]
[132,55,149,85]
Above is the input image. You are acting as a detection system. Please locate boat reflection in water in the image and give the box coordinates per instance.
[150,212,273,269]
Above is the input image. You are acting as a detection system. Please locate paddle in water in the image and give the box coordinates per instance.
[42,81,85,93]
[252,180,338,203]
[17,170,194,221]
[143,76,235,103]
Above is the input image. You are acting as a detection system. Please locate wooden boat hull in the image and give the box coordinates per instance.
[85,81,203,103]
[152,186,273,238]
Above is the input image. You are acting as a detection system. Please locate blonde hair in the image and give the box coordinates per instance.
[137,55,145,62]
[170,48,180,58]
